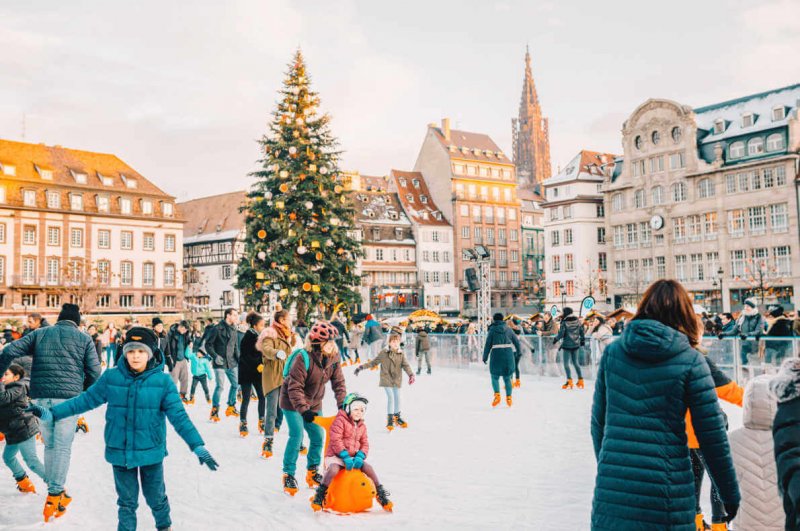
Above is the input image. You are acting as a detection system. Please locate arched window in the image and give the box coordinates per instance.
[671,126,682,143]
[633,189,646,209]
[651,185,664,206]
[672,182,687,202]
[729,141,745,159]
[611,193,624,212]
[766,133,785,152]
[747,137,764,156]
[697,178,715,199]
[651,131,660,145]
[634,136,643,151]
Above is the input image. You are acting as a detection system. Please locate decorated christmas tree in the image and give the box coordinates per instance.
[236,50,362,319]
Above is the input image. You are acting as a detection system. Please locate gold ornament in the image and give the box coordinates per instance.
[280,288,289,297]
[308,164,317,173]
[279,183,289,193]
[311,241,320,249]
[256,272,265,280]
[279,170,288,179]
[275,201,284,209]
[289,273,298,281]
[257,229,267,239]
[312,285,320,293]
[315,251,322,260]
[288,229,296,237]
[302,282,312,292]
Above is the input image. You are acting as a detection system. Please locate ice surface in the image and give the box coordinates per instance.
[0,366,744,530]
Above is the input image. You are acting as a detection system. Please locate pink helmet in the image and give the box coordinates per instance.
[308,321,339,343]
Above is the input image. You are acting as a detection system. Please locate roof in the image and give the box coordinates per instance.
[348,189,411,226]
[390,170,450,227]
[545,150,618,185]
[177,190,247,239]
[358,174,391,192]
[431,126,513,164]
[0,139,172,198]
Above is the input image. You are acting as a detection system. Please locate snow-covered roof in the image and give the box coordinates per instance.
[184,229,242,245]
[390,170,451,227]
[545,150,617,186]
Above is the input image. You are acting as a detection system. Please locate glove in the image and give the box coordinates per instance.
[256,364,264,373]
[354,367,362,376]
[724,502,739,522]
[353,451,366,469]
[301,410,317,423]
[339,450,355,470]
[580,340,585,347]
[276,350,287,360]
[717,334,724,340]
[193,446,219,471]
[26,405,53,422]
[740,334,747,341]
[213,356,224,366]
[408,374,415,385]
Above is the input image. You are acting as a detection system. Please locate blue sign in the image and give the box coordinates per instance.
[580,296,596,317]
[550,305,559,318]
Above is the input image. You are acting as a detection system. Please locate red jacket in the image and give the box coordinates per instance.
[326,409,369,458]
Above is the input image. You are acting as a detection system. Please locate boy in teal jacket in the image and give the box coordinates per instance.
[186,346,214,404]
[29,327,218,530]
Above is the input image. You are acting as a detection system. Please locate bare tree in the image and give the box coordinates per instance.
[738,256,779,305]
[182,266,210,321]
[577,258,607,298]
[58,258,102,315]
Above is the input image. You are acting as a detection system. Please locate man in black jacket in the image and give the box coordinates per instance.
[0,303,100,519]
[165,321,191,402]
[205,309,240,421]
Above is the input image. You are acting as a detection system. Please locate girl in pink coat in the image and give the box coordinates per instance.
[310,393,393,512]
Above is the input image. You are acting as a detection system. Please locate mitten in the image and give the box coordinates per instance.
[353,451,366,469]
[339,450,355,470]
[193,446,219,471]
[276,350,287,360]
[717,334,724,340]
[408,374,416,385]
[739,334,747,341]
[354,367,362,376]
[26,405,53,422]
[301,410,317,423]
[257,364,264,373]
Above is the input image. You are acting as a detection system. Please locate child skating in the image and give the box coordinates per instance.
[28,327,218,530]
[354,327,415,431]
[186,345,214,404]
[482,313,521,407]
[310,393,393,512]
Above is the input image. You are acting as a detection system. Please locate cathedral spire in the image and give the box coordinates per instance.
[512,47,551,186]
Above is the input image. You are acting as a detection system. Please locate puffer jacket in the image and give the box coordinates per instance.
[186,349,213,380]
[360,346,413,387]
[0,320,101,399]
[326,409,369,458]
[415,331,431,353]
[591,319,740,530]
[738,312,767,337]
[0,379,39,444]
[729,375,782,531]
[555,316,585,350]
[482,321,521,377]
[362,320,383,345]
[51,351,204,469]
[280,348,347,414]
[771,359,800,530]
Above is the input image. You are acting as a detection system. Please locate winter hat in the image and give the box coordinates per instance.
[123,326,159,360]
[151,317,164,328]
[389,326,403,338]
[57,303,81,326]
[562,307,574,318]
[493,312,505,322]
[744,298,758,309]
[769,305,785,318]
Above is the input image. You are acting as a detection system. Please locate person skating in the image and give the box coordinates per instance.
[482,313,521,407]
[280,321,347,496]
[415,328,431,375]
[185,346,214,404]
[553,307,585,389]
[165,320,192,403]
[0,364,46,494]
[27,327,218,531]
[355,327,415,431]
[206,308,240,422]
[362,315,384,362]
[770,358,800,529]
[331,313,351,366]
[0,303,101,522]
[238,312,267,438]
[348,322,363,364]
[736,298,767,373]
[310,393,393,512]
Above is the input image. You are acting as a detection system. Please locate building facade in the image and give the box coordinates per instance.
[606,84,800,312]
[519,187,546,307]
[414,119,524,314]
[390,170,459,315]
[178,191,246,317]
[543,151,617,310]
[512,47,552,187]
[0,140,183,319]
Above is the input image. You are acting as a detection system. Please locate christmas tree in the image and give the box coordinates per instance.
[236,50,362,319]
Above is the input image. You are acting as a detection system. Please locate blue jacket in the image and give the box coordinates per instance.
[186,348,214,380]
[590,319,739,530]
[0,320,101,399]
[482,321,521,377]
[50,352,204,469]
[362,320,384,345]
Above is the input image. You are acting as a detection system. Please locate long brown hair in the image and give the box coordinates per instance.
[633,279,701,348]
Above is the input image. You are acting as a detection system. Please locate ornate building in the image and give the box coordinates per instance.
[512,47,552,187]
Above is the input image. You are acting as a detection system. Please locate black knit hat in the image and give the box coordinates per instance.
[123,327,159,360]
[493,312,505,321]
[562,307,574,318]
[770,305,785,318]
[152,317,164,328]
[57,303,81,326]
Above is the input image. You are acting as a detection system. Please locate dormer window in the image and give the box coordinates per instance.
[366,209,375,218]
[35,165,53,180]
[46,190,61,209]
[1,164,15,176]
[359,194,368,203]
[394,228,403,240]
[399,178,407,187]
[713,120,725,134]
[162,202,174,217]
[412,179,420,188]
[741,113,754,128]
[98,173,114,186]
[420,195,428,204]
[406,193,414,203]
[448,145,456,152]
[121,174,138,189]
[389,211,399,220]
[773,106,786,121]
[371,228,381,241]
[433,212,442,220]
[461,147,468,154]
[473,148,480,156]
[70,170,87,184]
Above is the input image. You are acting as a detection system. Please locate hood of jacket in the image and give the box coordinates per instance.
[562,316,581,332]
[488,321,508,336]
[418,331,428,338]
[617,319,692,363]
[770,358,800,403]
[743,374,777,430]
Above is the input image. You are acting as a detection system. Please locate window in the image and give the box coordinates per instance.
[614,261,625,285]
[563,205,572,219]
[120,295,133,308]
[140,200,153,215]
[97,195,110,213]
[729,142,745,159]
[551,231,560,246]
[672,182,687,202]
[508,208,517,221]
[730,249,746,277]
[142,294,155,308]
[120,261,133,285]
[2,164,15,176]
[23,225,37,245]
[121,231,133,250]
[510,229,518,242]
[725,174,736,193]
[771,203,789,231]
[473,227,481,242]
[706,252,719,275]
[777,166,786,186]
[70,194,83,211]
[597,227,606,244]
[70,228,83,248]
[47,191,61,209]
[728,209,745,235]
[564,229,573,245]
[67,259,82,283]
[671,127,682,143]
[675,255,687,281]
[504,189,512,202]
[611,193,623,212]
[120,198,132,215]
[632,160,645,177]
[651,130,660,145]
[484,206,494,223]
[613,226,624,247]
[375,249,384,261]
[687,215,702,240]
[714,120,725,134]
[96,294,111,308]
[773,106,786,121]
[552,255,561,272]
[626,223,638,245]
[472,206,481,222]
[669,152,685,170]
[656,256,666,278]
[747,137,764,156]
[97,260,110,284]
[163,295,176,308]
[642,258,654,282]
[673,217,686,240]
[634,135,643,150]
[691,254,704,281]
[639,222,652,244]
[511,250,519,262]
[0,256,5,283]
[596,204,605,218]
[0,186,4,203]
[774,246,791,275]
[564,254,574,272]
[23,258,36,284]
[650,155,665,173]
[143,263,155,287]
[46,258,60,284]
[98,229,111,249]
[498,228,507,244]
[651,186,664,206]
[461,226,469,239]
[566,280,575,297]
[23,190,36,207]
[766,133,784,152]
[143,233,155,251]
[751,247,769,266]
[704,212,718,237]
[598,252,607,271]
[633,189,645,208]
[748,206,767,233]
[21,293,37,307]
[697,178,715,199]
[0,223,5,243]
[46,294,61,308]
[742,113,754,128]
[47,226,60,246]
[459,205,469,217]
[486,228,494,244]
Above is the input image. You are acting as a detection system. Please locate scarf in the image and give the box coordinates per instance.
[273,321,292,341]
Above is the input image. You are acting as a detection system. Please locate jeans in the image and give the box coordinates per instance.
[417,351,431,372]
[691,449,727,523]
[113,462,170,531]
[562,348,582,380]
[191,374,211,401]
[384,387,401,415]
[340,345,352,364]
[282,409,324,476]
[106,345,116,367]
[491,374,513,396]
[239,381,265,422]
[170,360,189,395]
[34,398,78,495]
[2,435,46,482]
[264,387,281,435]
[212,367,239,407]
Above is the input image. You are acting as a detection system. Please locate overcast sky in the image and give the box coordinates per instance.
[2,0,798,202]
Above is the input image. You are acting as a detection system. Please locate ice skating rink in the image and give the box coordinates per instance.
[0,365,742,530]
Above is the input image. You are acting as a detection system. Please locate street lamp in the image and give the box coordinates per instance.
[717,266,725,313]
[219,295,224,319]
[559,281,566,309]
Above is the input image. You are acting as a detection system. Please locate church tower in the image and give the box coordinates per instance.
[512,47,552,186]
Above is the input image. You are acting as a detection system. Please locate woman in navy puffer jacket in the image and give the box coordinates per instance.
[591,280,740,530]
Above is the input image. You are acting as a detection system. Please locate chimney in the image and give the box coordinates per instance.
[441,118,451,141]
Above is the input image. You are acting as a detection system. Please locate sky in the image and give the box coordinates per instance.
[1,0,799,202]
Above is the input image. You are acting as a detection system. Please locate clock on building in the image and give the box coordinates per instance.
[650,215,664,230]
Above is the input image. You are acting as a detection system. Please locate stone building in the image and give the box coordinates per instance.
[606,83,800,312]
[0,139,183,319]
[519,187,546,307]
[512,47,552,187]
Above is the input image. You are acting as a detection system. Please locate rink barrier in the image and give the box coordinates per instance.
[383,334,799,385]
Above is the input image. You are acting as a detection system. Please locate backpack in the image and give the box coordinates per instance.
[282,348,310,378]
